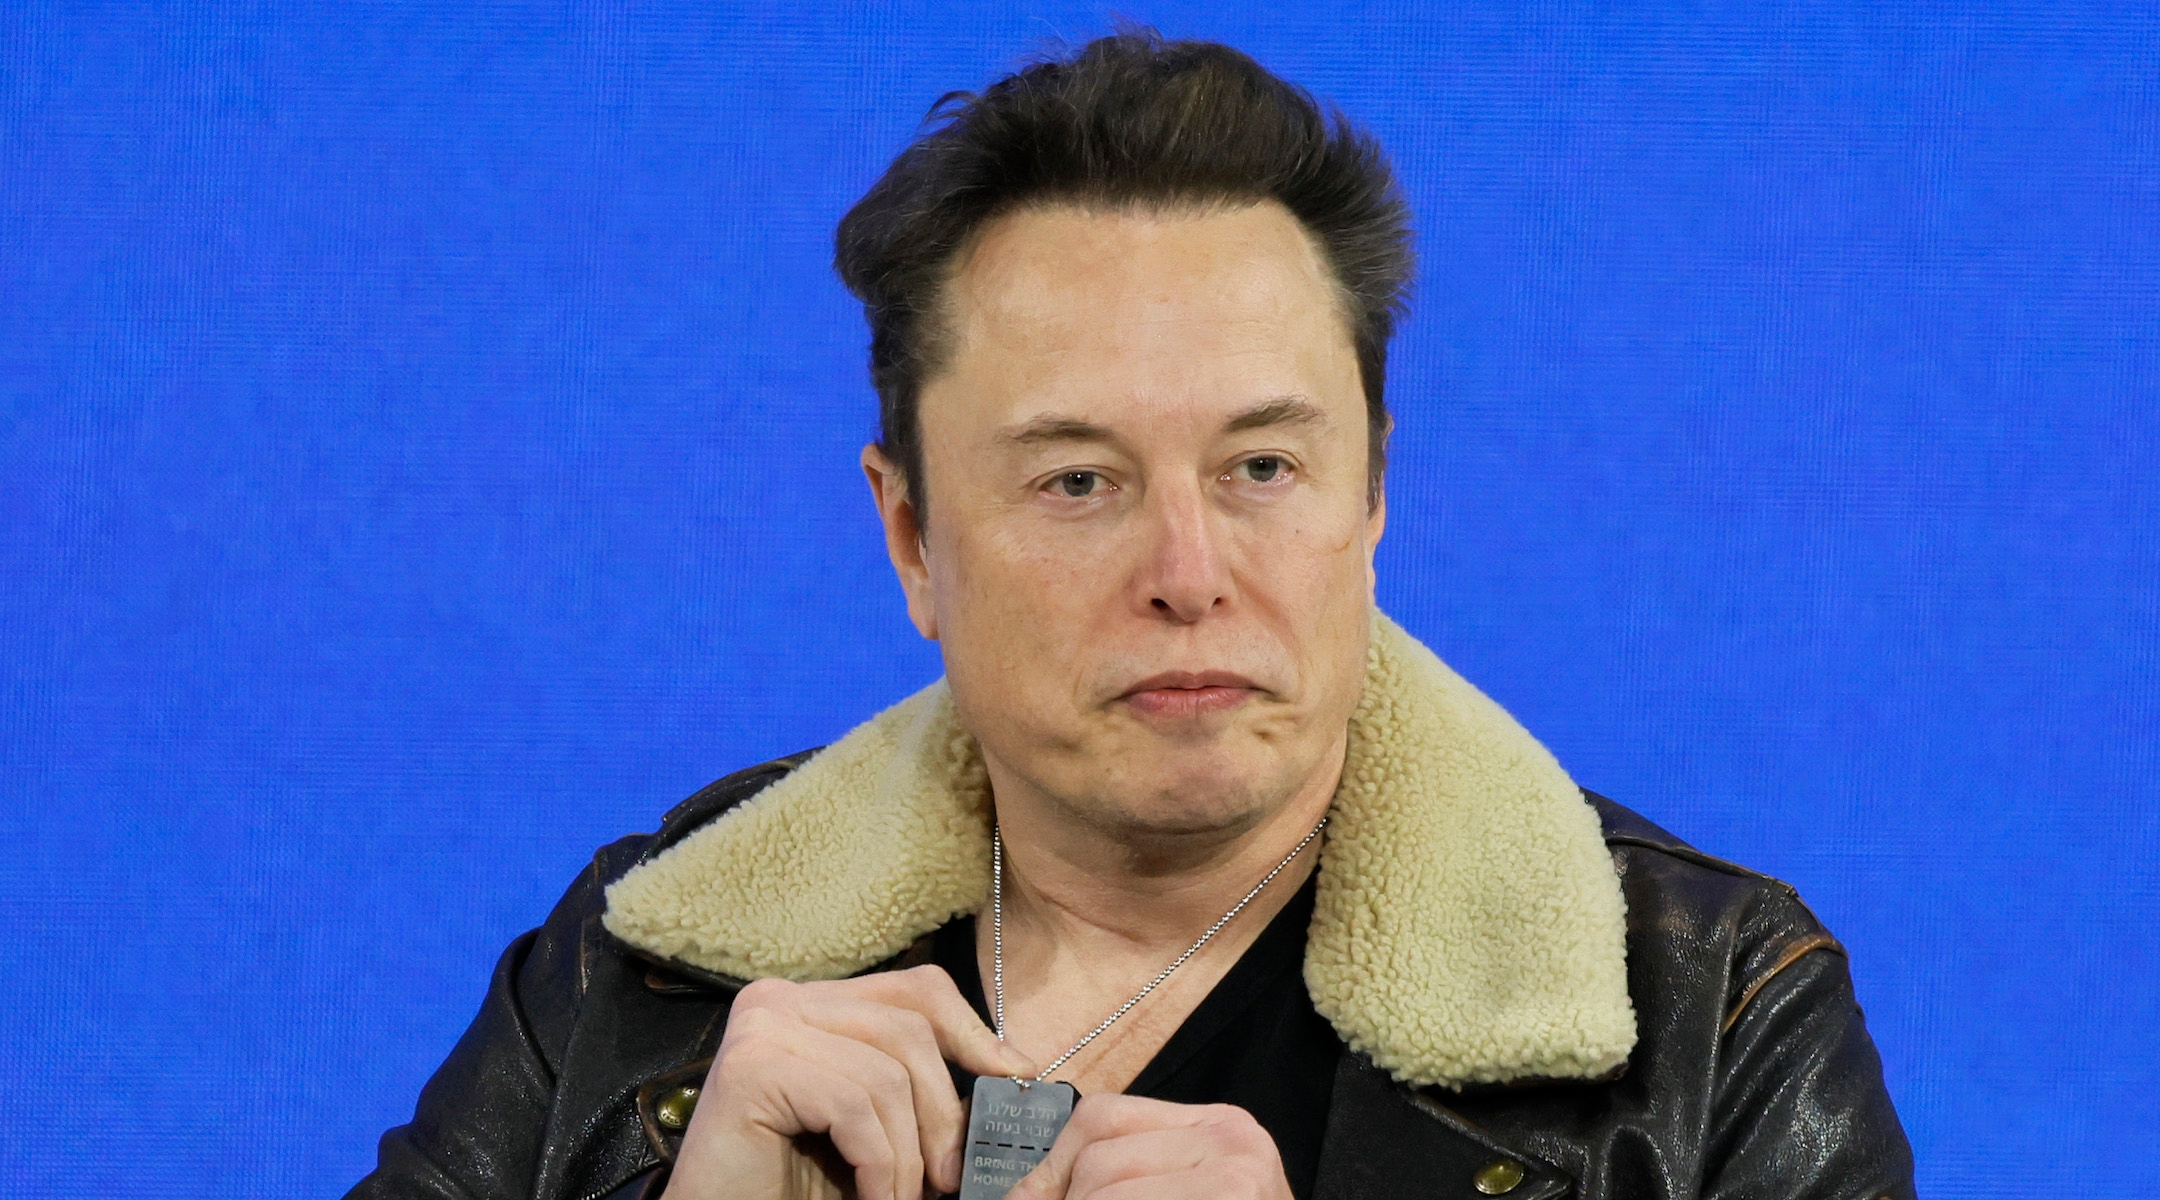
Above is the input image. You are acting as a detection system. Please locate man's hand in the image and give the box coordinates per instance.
[662,965,1037,1200]
[1006,1095,1293,1200]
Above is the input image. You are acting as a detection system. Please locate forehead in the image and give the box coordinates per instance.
[930,201,1357,417]
[951,199,1342,317]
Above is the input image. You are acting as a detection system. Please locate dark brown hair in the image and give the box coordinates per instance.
[834,30,1413,516]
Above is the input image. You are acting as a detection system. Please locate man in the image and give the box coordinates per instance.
[353,32,1913,1200]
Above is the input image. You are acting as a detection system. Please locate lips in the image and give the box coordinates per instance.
[1118,670,1261,718]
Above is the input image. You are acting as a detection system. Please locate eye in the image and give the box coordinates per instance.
[1049,470,1105,498]
[1232,456,1287,484]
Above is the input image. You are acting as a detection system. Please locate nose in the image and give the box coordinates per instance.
[1136,480,1232,624]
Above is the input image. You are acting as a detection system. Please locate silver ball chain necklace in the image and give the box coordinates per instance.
[990,813,1330,1084]
[958,816,1329,1200]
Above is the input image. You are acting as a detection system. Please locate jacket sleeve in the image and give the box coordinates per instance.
[345,850,618,1200]
[1704,893,1916,1200]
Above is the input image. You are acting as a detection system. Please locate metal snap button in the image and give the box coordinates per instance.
[654,1085,700,1131]
[1473,1157,1526,1195]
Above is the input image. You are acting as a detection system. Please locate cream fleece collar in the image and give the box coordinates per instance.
[603,613,1636,1088]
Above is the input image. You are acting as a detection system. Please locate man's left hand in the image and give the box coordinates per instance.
[1004,1094,1293,1200]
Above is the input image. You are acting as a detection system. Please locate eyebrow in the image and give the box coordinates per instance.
[1223,395,1329,433]
[999,396,1328,447]
[1001,415,1113,446]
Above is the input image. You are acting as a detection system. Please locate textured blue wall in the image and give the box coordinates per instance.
[2,2,2155,1195]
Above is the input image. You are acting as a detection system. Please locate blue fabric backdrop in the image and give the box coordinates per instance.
[3,2,2155,1195]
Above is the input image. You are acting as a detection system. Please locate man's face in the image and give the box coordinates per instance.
[867,200,1383,839]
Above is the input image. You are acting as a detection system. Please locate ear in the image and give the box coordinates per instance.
[862,444,939,640]
[1364,415,1390,600]
[1364,484,1386,602]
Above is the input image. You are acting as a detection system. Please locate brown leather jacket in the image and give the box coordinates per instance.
[348,754,1914,1200]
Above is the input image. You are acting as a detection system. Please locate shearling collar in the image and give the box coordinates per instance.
[602,612,1636,1088]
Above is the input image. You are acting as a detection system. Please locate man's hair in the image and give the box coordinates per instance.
[834,30,1413,517]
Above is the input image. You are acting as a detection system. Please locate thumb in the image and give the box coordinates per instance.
[956,1021,1040,1081]
[878,965,1041,1079]
[1004,1124,1080,1200]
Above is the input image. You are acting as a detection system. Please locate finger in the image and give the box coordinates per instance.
[1085,1165,1281,1200]
[808,1028,931,1200]
[776,1030,927,1200]
[852,965,1039,1078]
[736,1042,899,1200]
[785,991,970,1191]
[1062,1128,1216,1199]
[1009,1097,1236,1200]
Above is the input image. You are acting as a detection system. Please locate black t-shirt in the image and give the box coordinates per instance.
[932,871,1344,1199]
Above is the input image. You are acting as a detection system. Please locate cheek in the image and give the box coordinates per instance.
[1232,506,1372,606]
[927,519,1111,653]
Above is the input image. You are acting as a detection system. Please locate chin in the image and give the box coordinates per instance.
[1082,797,1269,845]
[1082,748,1284,840]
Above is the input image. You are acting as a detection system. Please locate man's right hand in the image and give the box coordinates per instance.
[661,964,1039,1200]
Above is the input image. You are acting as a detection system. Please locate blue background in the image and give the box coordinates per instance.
[3,2,2155,1195]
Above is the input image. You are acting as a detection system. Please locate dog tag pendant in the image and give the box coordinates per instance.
[958,1075,1076,1200]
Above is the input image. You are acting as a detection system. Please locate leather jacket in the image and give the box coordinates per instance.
[348,756,1915,1200]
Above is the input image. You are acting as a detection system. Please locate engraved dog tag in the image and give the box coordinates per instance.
[958,1075,1076,1200]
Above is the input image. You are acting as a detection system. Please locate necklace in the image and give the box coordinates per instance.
[989,814,1329,1084]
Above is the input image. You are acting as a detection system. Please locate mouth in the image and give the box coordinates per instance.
[1116,670,1263,718]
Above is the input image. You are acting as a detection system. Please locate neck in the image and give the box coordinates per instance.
[984,733,1344,957]
[976,735,1344,1088]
